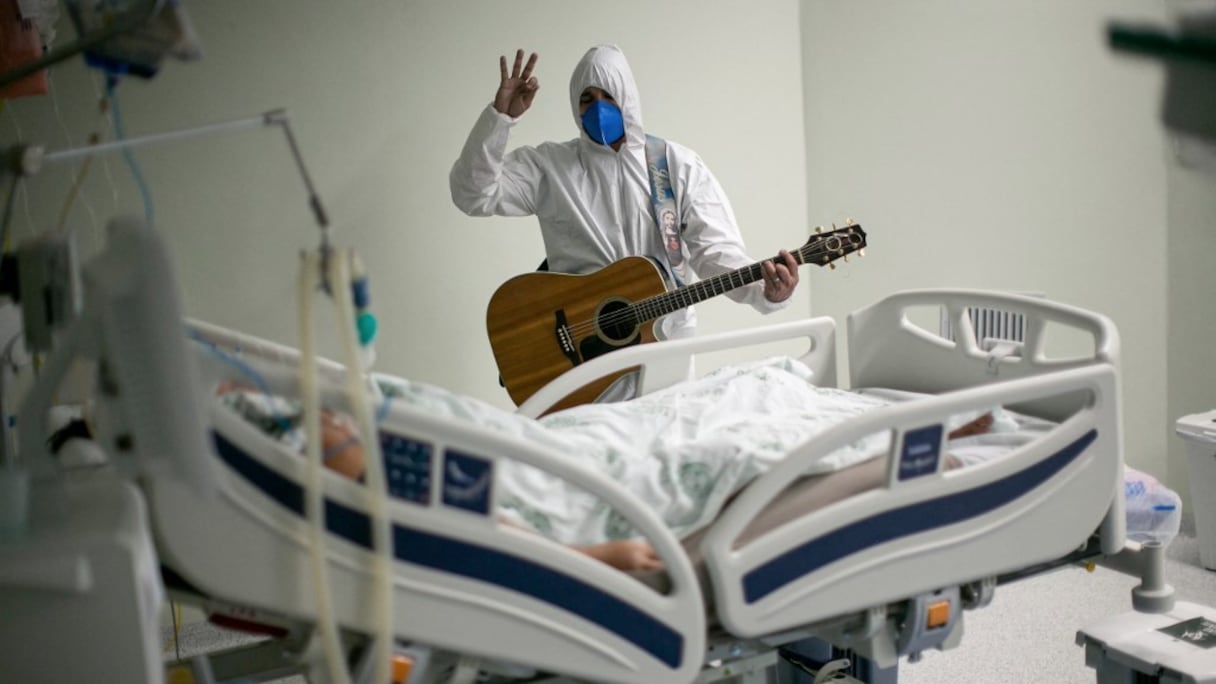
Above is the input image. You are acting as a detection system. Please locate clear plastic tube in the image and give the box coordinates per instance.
[330,249,393,684]
[298,250,350,684]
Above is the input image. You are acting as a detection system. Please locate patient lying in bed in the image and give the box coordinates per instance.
[216,357,1008,572]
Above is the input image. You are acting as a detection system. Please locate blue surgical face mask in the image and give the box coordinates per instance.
[580,99,625,146]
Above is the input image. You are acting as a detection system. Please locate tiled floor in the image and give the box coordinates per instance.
[901,524,1216,683]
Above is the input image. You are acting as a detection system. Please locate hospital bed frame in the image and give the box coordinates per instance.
[153,289,1124,684]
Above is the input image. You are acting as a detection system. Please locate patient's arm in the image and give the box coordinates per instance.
[578,540,663,572]
[947,412,993,440]
[496,516,664,572]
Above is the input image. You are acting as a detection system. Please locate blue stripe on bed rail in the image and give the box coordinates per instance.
[211,432,684,668]
[742,429,1097,604]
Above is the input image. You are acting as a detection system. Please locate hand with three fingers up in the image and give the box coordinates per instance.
[494,49,539,118]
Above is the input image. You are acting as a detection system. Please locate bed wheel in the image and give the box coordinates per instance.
[960,577,996,609]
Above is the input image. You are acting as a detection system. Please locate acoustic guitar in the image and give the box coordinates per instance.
[487,222,867,412]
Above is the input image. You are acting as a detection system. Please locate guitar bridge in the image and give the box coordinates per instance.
[555,310,580,367]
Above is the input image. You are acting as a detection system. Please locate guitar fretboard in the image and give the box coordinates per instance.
[630,233,852,322]
[633,260,777,322]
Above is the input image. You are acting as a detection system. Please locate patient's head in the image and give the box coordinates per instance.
[216,382,365,481]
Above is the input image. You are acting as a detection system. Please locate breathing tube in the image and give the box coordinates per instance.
[298,247,392,684]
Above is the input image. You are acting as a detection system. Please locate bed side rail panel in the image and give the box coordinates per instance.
[703,364,1122,637]
[151,365,707,684]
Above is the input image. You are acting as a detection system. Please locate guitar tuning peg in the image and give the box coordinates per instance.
[845,217,856,226]
[859,249,866,257]
[815,226,823,234]
[832,222,838,230]
[829,263,836,270]
[843,255,849,263]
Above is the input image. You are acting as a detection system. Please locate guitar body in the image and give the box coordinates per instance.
[487,256,667,412]
[486,222,867,413]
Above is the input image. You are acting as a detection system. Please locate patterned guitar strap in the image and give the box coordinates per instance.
[644,134,687,287]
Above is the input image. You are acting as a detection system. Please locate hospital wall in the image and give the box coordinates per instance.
[1,0,810,410]
[800,0,1216,507]
[5,2,1213,504]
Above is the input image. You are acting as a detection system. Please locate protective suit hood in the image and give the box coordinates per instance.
[568,45,644,150]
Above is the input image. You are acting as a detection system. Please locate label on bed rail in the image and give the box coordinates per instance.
[442,450,493,516]
[898,425,943,481]
[381,432,433,505]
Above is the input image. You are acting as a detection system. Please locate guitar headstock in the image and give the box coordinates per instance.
[800,220,866,270]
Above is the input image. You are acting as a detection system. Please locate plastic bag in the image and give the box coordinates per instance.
[65,0,201,78]
[0,0,49,100]
[1125,466,1182,545]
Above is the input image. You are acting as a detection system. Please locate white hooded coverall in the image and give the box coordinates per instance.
[449,44,787,343]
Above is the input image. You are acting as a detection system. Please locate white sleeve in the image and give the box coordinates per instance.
[677,153,788,314]
[449,104,544,217]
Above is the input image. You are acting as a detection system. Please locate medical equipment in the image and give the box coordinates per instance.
[297,247,392,684]
[0,80,364,681]
[1176,411,1216,570]
[0,216,211,684]
[0,0,50,99]
[1109,0,1216,172]
[1078,601,1216,683]
[64,0,201,78]
[0,0,198,90]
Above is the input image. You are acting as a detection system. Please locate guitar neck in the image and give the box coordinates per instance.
[633,253,801,322]
[628,223,864,323]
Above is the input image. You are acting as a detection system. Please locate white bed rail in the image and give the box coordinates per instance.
[157,326,709,684]
[518,317,838,418]
[187,318,348,378]
[848,289,1120,422]
[701,362,1123,639]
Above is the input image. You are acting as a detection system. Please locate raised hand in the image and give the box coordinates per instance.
[494,49,539,119]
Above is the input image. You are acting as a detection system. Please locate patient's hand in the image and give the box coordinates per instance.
[580,540,664,572]
[948,412,994,440]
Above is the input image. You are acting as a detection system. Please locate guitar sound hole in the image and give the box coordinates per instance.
[596,299,639,344]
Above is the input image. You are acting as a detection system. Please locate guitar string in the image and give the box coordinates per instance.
[561,235,853,337]
[559,232,861,339]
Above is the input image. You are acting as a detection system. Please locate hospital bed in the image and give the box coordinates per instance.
[148,287,1125,684]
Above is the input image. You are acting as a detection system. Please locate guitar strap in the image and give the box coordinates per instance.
[644,134,687,287]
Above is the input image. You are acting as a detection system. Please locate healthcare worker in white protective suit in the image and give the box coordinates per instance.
[450,44,799,398]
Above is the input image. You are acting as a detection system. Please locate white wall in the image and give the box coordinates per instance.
[3,0,808,410]
[1167,162,1216,508]
[8,2,1211,499]
[800,1,1179,485]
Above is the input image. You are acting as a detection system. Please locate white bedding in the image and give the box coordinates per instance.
[374,358,1012,547]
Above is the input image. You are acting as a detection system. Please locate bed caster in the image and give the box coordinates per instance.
[960,577,996,609]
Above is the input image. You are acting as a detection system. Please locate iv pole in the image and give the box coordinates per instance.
[31,108,331,235]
